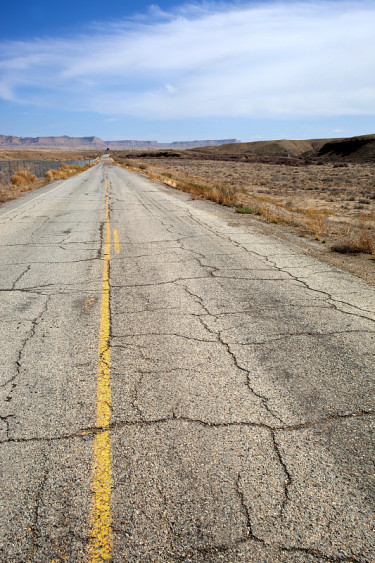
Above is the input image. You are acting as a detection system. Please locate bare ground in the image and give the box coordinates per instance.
[113,156,375,287]
[137,158,375,221]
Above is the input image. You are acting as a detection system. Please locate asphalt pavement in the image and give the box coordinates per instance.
[0,158,374,562]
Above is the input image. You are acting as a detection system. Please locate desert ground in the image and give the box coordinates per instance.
[131,158,375,221]
[110,152,375,286]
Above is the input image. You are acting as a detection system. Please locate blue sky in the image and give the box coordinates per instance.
[0,0,374,142]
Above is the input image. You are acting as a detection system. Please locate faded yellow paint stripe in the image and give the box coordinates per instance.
[88,170,113,562]
[89,431,112,561]
[113,229,120,254]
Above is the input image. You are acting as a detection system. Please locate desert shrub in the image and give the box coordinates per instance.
[44,162,93,184]
[331,243,363,254]
[0,182,19,203]
[354,217,375,254]
[45,169,65,182]
[332,216,375,255]
[11,168,38,188]
[256,203,288,224]
[304,209,330,240]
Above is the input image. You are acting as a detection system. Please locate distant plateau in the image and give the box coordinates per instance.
[0,135,239,150]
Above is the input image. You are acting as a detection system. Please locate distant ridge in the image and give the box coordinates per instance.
[1,134,373,162]
[0,135,239,150]
[189,134,375,162]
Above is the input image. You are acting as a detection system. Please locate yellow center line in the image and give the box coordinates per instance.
[113,229,120,254]
[88,169,113,562]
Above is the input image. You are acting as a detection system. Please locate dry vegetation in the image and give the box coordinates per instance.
[0,161,96,204]
[114,157,375,257]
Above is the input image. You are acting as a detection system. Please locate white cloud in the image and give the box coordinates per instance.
[0,1,374,119]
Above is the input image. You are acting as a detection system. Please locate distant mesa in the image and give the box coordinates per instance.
[1,133,373,162]
[0,135,239,150]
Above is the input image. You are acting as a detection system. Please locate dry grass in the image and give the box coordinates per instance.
[0,162,96,204]
[0,167,40,203]
[112,156,375,256]
[0,184,21,203]
[332,216,375,256]
[44,162,93,182]
[119,160,242,207]
[303,209,333,240]
[11,168,39,188]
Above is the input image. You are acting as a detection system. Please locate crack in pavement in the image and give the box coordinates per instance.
[112,332,216,343]
[226,329,375,347]
[198,535,361,562]
[0,278,102,293]
[270,432,292,517]
[130,372,146,421]
[0,240,99,250]
[2,409,373,445]
[11,265,31,290]
[235,473,256,541]
[0,415,15,440]
[169,207,375,322]
[4,257,99,267]
[196,471,360,562]
[111,276,212,289]
[180,281,286,425]
[221,233,375,322]
[0,295,51,402]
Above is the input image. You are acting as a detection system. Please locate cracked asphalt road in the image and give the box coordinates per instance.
[0,159,374,562]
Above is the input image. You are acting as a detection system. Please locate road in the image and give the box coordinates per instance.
[0,157,374,562]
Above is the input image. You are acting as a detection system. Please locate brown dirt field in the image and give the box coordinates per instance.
[140,158,375,221]
[113,156,375,286]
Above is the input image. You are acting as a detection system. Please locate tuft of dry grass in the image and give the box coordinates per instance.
[304,209,330,240]
[44,162,93,182]
[0,183,20,203]
[332,216,375,255]
[0,167,39,204]
[11,168,38,188]
[356,216,375,255]
[257,203,283,224]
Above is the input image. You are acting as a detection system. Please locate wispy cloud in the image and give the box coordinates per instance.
[0,1,374,119]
